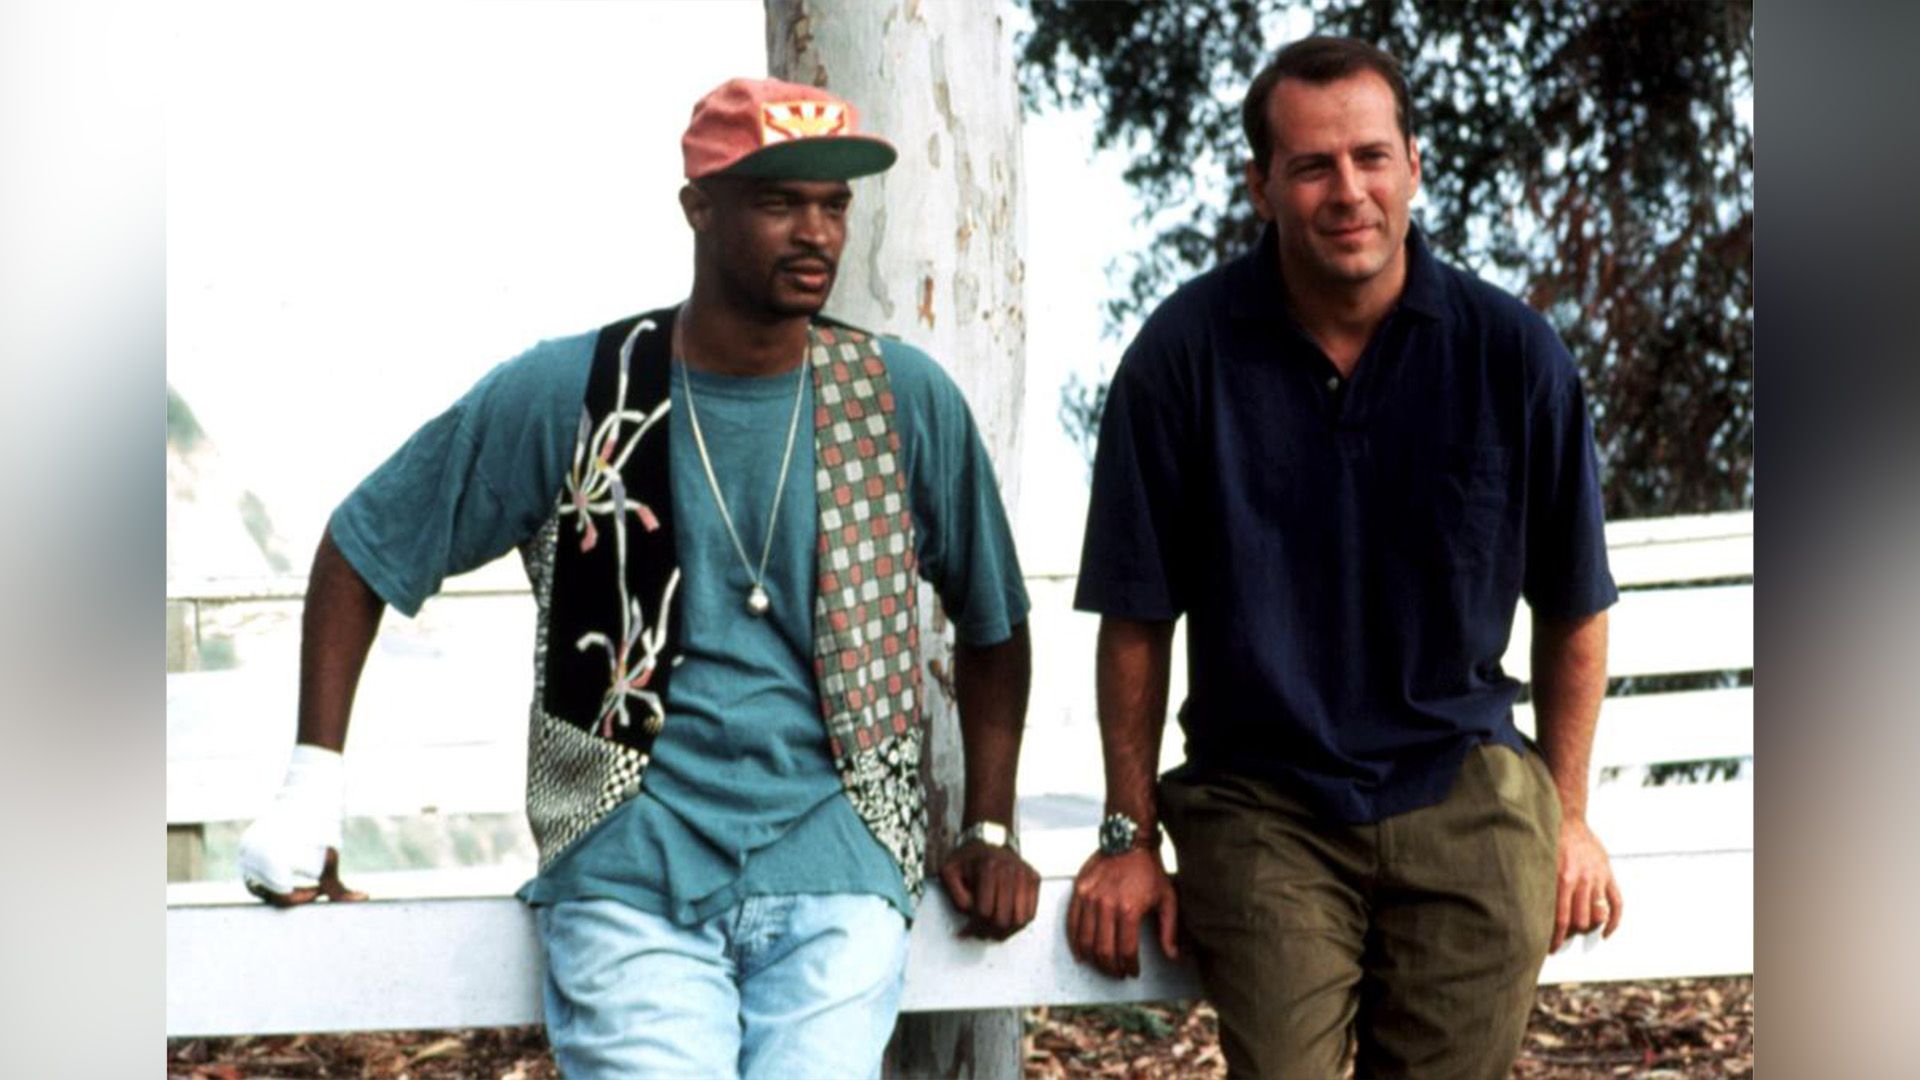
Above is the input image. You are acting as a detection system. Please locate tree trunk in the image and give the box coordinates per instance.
[764,2,1028,1077]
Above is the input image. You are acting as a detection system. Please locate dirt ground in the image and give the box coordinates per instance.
[167,975,1751,1079]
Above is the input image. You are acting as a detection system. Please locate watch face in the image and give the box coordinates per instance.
[1099,814,1137,855]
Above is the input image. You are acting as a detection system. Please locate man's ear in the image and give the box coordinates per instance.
[680,182,712,232]
[1245,159,1275,221]
[1407,137,1421,197]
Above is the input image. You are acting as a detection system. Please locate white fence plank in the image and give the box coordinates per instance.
[1608,585,1755,676]
[165,843,1748,1037]
[1588,782,1753,857]
[1603,511,1752,548]
[168,892,545,1037]
[168,865,533,907]
[1514,688,1753,767]
[1537,850,1752,983]
[1606,535,1753,589]
[1505,585,1753,682]
[166,875,1201,1037]
[168,661,530,753]
[169,744,525,824]
[168,661,530,823]
[1602,512,1753,588]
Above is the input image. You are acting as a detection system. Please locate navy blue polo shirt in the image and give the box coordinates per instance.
[1075,223,1617,824]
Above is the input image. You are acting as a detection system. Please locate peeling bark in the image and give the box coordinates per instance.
[765,0,1026,495]
[764,2,1028,1077]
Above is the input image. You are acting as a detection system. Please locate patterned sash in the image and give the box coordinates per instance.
[806,325,927,893]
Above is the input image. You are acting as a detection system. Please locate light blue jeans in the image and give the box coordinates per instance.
[535,893,909,1079]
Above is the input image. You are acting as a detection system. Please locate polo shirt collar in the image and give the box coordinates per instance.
[1228,220,1447,323]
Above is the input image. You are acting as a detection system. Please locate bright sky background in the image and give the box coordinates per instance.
[167,0,1145,579]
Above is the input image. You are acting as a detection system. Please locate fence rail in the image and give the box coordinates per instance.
[166,511,1753,1034]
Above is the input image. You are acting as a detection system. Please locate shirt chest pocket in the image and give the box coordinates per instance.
[1404,444,1513,573]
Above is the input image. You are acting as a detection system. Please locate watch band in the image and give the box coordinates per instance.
[957,820,1019,853]
[1098,811,1161,856]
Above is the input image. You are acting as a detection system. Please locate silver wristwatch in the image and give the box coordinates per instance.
[1097,812,1160,857]
[957,820,1019,853]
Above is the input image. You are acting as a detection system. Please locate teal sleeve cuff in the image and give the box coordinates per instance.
[326,502,426,617]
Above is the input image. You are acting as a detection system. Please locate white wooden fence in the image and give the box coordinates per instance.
[166,511,1752,1036]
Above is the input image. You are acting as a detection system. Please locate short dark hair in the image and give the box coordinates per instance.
[1242,36,1412,171]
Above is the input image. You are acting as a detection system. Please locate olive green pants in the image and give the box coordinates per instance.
[1160,744,1561,1080]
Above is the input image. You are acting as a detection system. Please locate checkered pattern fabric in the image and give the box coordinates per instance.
[521,514,650,867]
[805,325,929,895]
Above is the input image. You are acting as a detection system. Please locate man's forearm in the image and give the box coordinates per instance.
[1096,617,1176,831]
[1529,609,1609,821]
[953,621,1032,826]
[295,529,386,751]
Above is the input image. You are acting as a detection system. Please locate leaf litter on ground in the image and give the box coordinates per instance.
[167,975,1750,1079]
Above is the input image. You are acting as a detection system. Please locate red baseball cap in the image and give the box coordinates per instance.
[682,77,898,181]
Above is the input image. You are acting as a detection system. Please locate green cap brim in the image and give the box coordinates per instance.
[721,137,898,181]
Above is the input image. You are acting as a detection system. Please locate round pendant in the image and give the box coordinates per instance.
[746,584,771,617]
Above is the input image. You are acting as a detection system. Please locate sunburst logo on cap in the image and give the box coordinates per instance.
[761,101,849,144]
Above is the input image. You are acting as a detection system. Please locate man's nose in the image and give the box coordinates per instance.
[1330,160,1366,204]
[793,205,832,246]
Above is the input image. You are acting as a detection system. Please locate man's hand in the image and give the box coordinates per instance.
[237,744,366,908]
[1067,848,1179,978]
[243,846,367,908]
[1552,815,1621,952]
[939,841,1041,940]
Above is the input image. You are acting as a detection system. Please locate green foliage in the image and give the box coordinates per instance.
[1057,371,1108,482]
[1088,1004,1177,1040]
[196,635,239,672]
[238,490,294,574]
[167,384,207,451]
[1021,0,1753,518]
[1645,757,1746,786]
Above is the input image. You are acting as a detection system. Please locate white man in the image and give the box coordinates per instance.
[1066,37,1622,1079]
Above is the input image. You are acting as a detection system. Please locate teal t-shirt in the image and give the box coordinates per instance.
[329,321,1029,924]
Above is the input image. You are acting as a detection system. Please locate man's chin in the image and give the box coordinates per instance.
[1316,251,1390,284]
[767,290,832,319]
[768,301,828,319]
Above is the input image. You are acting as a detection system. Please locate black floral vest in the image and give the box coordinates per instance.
[516,308,932,896]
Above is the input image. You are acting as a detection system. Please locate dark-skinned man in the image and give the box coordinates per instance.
[238,77,1039,1079]
[1066,38,1622,1079]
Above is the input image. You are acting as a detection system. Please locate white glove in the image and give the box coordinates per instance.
[237,744,346,899]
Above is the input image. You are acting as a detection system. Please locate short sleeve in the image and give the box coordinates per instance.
[328,332,594,615]
[1520,320,1618,618]
[883,339,1030,646]
[1073,314,1192,620]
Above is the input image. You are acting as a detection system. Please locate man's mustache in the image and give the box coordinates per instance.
[778,253,836,274]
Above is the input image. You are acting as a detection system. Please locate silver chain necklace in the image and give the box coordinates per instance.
[677,342,809,617]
